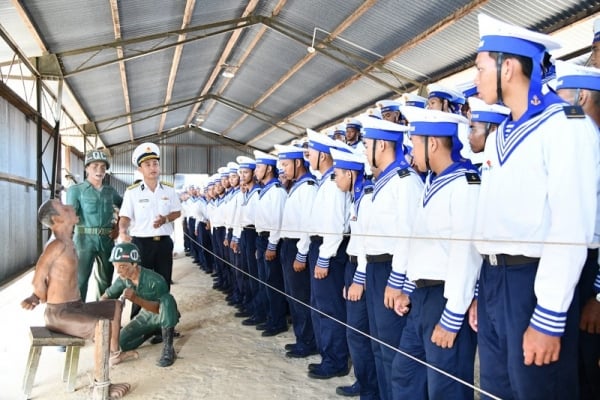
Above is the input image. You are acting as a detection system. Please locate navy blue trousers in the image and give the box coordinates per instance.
[391,284,476,400]
[579,248,600,400]
[308,237,349,373]
[345,260,379,400]
[212,227,226,285]
[238,229,253,313]
[256,236,287,329]
[365,261,407,400]
[478,259,579,400]
[198,222,213,272]
[280,238,315,351]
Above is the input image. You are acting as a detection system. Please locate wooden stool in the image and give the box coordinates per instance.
[22,326,86,397]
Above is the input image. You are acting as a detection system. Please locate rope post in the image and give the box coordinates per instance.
[92,319,110,400]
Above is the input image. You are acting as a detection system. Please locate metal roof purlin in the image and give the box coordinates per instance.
[157,0,198,136]
[184,0,264,127]
[246,0,490,147]
[108,0,134,142]
[221,1,378,138]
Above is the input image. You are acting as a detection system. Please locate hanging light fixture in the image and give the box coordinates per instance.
[221,64,238,78]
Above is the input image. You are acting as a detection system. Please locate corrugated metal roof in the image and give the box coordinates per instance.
[1,0,599,162]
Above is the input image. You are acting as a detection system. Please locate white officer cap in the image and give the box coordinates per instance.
[468,97,511,124]
[376,99,401,114]
[227,161,239,174]
[555,61,600,92]
[358,114,411,141]
[253,150,278,166]
[236,155,256,170]
[594,19,600,44]
[344,118,363,131]
[330,148,366,172]
[274,144,305,160]
[132,142,160,167]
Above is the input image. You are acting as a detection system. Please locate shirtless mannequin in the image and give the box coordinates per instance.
[21,198,134,398]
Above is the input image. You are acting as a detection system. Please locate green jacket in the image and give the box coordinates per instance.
[66,180,122,228]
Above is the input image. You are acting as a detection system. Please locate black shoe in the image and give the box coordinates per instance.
[261,326,288,337]
[256,323,269,331]
[285,348,319,358]
[234,311,251,318]
[308,365,351,380]
[242,317,265,326]
[211,272,219,278]
[336,382,360,397]
[150,333,163,344]
[308,363,321,372]
[284,343,296,351]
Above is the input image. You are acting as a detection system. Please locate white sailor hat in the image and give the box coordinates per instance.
[555,61,600,92]
[330,148,366,171]
[400,106,468,137]
[358,115,411,141]
[132,142,160,167]
[307,128,347,154]
[236,155,256,170]
[593,18,600,44]
[477,14,561,60]
[334,123,346,134]
[468,97,510,124]
[376,100,401,114]
[218,166,230,178]
[210,173,222,185]
[456,81,478,99]
[206,176,216,187]
[427,83,465,104]
[402,93,427,108]
[344,118,363,130]
[253,150,278,166]
[227,161,239,174]
[366,107,382,119]
[274,144,306,160]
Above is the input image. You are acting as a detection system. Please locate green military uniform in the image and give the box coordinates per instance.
[104,267,179,351]
[67,178,122,301]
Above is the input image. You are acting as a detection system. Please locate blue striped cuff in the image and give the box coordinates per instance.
[594,272,600,292]
[402,280,416,295]
[530,305,567,336]
[387,271,406,290]
[267,242,278,251]
[353,271,366,285]
[473,281,479,299]
[295,252,307,263]
[439,308,465,333]
[317,256,330,269]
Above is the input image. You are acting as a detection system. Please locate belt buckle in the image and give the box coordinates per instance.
[153,236,160,241]
[489,254,498,266]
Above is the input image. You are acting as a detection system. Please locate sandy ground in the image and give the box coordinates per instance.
[0,247,355,400]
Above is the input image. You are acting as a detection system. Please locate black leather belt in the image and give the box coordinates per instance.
[483,254,540,266]
[348,255,358,264]
[310,235,323,244]
[258,231,270,238]
[136,235,170,242]
[414,279,444,288]
[366,254,393,263]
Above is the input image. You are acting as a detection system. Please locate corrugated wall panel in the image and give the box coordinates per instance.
[0,97,53,283]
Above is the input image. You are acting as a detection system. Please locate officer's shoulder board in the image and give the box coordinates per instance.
[563,105,585,119]
[465,172,481,185]
[127,182,141,190]
[160,181,174,187]
[397,168,411,178]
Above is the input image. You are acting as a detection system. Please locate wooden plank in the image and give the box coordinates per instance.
[92,319,110,400]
